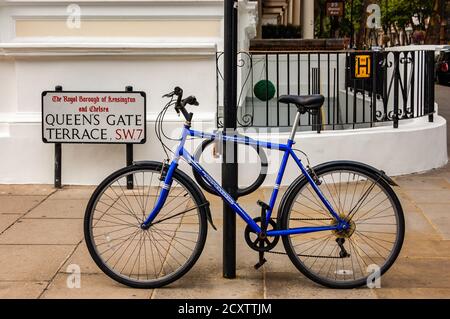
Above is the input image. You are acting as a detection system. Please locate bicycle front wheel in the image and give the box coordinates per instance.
[280,162,404,289]
[84,162,208,288]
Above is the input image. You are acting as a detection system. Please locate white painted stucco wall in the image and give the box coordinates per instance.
[0,1,447,186]
[0,0,255,184]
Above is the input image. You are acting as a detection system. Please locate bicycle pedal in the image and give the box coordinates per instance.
[254,258,267,270]
[257,200,270,211]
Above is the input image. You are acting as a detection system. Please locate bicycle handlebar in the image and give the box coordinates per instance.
[163,87,267,197]
[181,96,199,107]
[163,87,198,123]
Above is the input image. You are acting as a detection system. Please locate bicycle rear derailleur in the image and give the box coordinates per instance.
[244,200,280,269]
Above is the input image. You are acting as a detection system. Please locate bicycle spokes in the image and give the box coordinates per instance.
[86,167,205,285]
[284,167,403,286]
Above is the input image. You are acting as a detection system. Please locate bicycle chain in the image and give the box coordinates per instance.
[265,217,344,258]
[266,250,347,259]
[262,168,386,260]
[290,218,333,221]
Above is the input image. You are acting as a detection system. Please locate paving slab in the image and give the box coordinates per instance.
[187,218,263,278]
[402,189,450,204]
[152,271,263,299]
[420,171,450,185]
[0,214,21,233]
[417,163,450,176]
[401,206,441,240]
[25,199,88,219]
[62,219,262,279]
[0,218,83,245]
[374,287,450,299]
[61,242,102,274]
[414,203,450,240]
[0,281,47,299]
[0,185,55,196]
[264,272,377,299]
[400,239,450,258]
[64,220,270,282]
[262,249,299,273]
[40,273,152,299]
[0,245,75,281]
[394,176,450,190]
[396,192,422,212]
[379,257,450,289]
[0,182,448,298]
[0,195,46,214]
[50,186,96,200]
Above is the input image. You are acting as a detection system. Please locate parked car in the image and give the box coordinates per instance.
[436,48,450,85]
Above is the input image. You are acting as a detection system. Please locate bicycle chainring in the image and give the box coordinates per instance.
[244,217,280,252]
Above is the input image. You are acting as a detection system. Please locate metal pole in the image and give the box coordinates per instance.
[54,143,62,188]
[222,0,238,279]
[125,86,134,189]
[425,51,435,123]
[393,52,399,128]
[54,85,63,188]
[126,144,134,189]
[350,0,354,48]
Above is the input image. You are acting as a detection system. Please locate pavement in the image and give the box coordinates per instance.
[0,85,448,299]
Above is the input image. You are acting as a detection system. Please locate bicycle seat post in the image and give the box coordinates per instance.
[289,111,302,141]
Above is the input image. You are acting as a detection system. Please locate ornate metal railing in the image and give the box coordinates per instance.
[216,49,435,131]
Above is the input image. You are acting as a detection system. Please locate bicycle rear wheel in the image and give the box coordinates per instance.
[84,162,208,288]
[280,162,404,289]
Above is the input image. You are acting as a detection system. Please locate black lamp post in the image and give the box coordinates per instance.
[350,0,354,48]
[222,0,238,279]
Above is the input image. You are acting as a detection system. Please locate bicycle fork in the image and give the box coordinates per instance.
[140,161,178,229]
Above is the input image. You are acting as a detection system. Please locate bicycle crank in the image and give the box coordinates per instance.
[244,217,280,252]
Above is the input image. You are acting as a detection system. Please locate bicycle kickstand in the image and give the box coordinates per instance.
[254,251,266,270]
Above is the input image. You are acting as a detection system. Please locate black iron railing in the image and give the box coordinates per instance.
[216,50,435,131]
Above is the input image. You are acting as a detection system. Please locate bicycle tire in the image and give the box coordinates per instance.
[192,138,268,197]
[279,161,405,289]
[84,161,208,288]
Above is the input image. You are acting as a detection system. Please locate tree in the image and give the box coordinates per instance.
[425,0,447,44]
[314,0,365,43]
[355,0,376,48]
[313,0,440,47]
[380,0,434,46]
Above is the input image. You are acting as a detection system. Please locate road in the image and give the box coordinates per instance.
[436,84,450,156]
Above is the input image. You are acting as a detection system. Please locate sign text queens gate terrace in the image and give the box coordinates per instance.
[42,91,146,144]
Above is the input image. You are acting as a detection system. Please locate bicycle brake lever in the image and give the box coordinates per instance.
[189,96,199,106]
[162,86,182,98]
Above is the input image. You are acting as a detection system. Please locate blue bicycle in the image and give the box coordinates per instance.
[84,87,405,289]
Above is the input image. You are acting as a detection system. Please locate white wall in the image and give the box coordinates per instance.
[0,2,447,186]
[0,0,256,184]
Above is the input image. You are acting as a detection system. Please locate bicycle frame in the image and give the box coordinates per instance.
[142,124,348,237]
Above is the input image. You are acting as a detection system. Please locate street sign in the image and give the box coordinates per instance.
[351,53,372,80]
[42,91,146,144]
[326,1,344,17]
